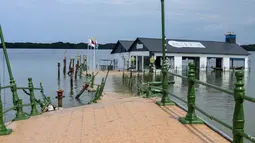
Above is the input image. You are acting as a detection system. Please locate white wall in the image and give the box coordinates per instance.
[200,57,207,71]
[156,53,249,71]
[222,57,230,71]
[121,52,130,69]
[245,57,249,70]
[174,56,182,71]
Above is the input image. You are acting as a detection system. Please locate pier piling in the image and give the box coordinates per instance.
[63,57,66,78]
[75,59,79,80]
[58,63,60,80]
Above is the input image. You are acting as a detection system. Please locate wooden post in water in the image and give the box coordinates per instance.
[75,57,79,80]
[58,63,60,80]
[68,58,72,76]
[63,57,66,78]
[70,59,74,95]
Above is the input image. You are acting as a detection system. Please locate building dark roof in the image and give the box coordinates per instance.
[110,40,133,54]
[128,37,250,56]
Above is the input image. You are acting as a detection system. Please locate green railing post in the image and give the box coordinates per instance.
[14,99,30,121]
[98,78,105,97]
[90,72,94,88]
[233,71,245,143]
[28,78,40,116]
[0,85,12,135]
[145,85,151,98]
[0,26,29,121]
[179,63,203,124]
[129,70,133,90]
[136,83,141,96]
[0,26,26,117]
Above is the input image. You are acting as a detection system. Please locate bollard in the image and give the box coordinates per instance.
[179,63,203,124]
[14,99,30,121]
[63,57,66,78]
[0,85,12,135]
[58,63,60,80]
[233,71,245,143]
[28,78,40,116]
[56,89,65,107]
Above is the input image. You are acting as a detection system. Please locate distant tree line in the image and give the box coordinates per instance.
[0,42,115,49]
[241,44,255,51]
[0,42,255,51]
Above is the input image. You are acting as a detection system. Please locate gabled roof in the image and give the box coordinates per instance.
[130,37,250,56]
[111,40,133,54]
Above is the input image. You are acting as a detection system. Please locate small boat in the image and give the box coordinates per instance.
[211,66,223,71]
[234,66,244,70]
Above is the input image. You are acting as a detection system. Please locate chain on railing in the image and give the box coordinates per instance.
[0,78,52,136]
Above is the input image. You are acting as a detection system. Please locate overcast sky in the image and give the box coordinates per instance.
[0,0,254,44]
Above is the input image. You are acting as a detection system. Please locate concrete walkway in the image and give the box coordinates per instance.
[0,92,229,143]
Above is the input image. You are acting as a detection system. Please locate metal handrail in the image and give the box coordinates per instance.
[166,63,255,143]
[0,79,52,136]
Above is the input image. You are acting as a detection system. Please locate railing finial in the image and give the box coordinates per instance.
[233,71,245,143]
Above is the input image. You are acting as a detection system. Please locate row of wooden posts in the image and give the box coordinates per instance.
[56,55,88,107]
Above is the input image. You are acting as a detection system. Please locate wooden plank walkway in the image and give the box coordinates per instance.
[0,92,230,143]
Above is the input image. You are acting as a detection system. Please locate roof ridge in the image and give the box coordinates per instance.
[138,37,232,44]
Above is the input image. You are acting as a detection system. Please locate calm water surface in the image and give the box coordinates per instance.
[0,49,254,142]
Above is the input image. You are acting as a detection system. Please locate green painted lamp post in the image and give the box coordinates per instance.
[0,25,29,120]
[149,56,155,73]
[131,56,135,68]
[155,0,174,106]
[150,56,155,64]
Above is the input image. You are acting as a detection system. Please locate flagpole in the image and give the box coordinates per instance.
[94,44,96,71]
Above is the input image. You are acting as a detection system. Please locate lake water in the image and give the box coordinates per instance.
[0,49,254,142]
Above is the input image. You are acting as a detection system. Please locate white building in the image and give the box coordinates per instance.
[111,33,250,72]
[110,40,133,70]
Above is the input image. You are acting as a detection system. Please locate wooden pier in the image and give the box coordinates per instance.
[0,91,229,143]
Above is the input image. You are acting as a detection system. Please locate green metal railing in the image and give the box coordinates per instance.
[0,78,52,135]
[88,61,112,104]
[147,63,255,143]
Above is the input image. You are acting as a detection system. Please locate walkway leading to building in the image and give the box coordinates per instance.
[0,92,229,143]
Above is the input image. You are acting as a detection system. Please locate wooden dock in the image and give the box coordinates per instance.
[0,91,229,143]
